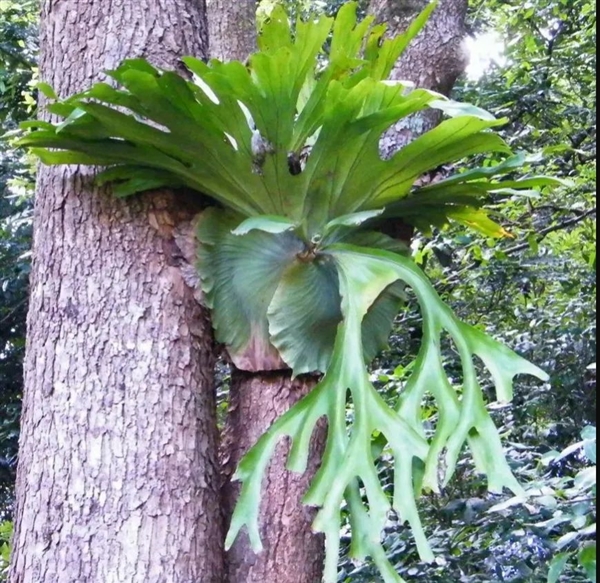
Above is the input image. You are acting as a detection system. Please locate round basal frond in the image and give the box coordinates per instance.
[196,208,303,371]
[268,255,342,376]
[197,210,410,375]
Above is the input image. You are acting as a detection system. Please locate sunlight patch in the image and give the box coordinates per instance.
[465,31,507,81]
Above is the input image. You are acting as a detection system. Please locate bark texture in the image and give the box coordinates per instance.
[206,0,257,62]
[222,371,325,583]
[11,2,225,583]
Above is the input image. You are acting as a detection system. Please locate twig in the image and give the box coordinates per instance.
[504,207,597,256]
[0,298,27,326]
[437,208,597,291]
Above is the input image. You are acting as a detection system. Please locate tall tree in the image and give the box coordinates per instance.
[11,3,545,583]
[10,1,225,582]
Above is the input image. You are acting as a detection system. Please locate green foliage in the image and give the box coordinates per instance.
[258,0,369,24]
[18,3,557,372]
[336,0,596,578]
[228,245,547,583]
[0,0,37,518]
[0,0,37,126]
[0,520,12,582]
[18,3,564,581]
[0,153,30,517]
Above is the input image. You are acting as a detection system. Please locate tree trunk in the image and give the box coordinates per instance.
[222,371,325,583]
[206,0,257,62]
[10,2,225,583]
[204,2,328,580]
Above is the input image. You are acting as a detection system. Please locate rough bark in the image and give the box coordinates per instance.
[221,371,326,583]
[206,0,257,62]
[10,2,225,583]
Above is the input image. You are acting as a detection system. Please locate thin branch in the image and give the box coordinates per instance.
[0,298,27,326]
[437,208,597,292]
[533,205,591,216]
[504,207,597,256]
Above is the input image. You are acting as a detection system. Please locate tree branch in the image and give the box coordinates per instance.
[437,208,597,292]
[504,207,597,256]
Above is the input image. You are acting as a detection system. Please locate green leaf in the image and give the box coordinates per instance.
[21,2,529,241]
[449,208,513,239]
[558,532,582,550]
[35,82,57,99]
[575,467,597,491]
[196,209,304,371]
[430,98,501,121]
[369,0,438,81]
[95,166,181,197]
[198,210,402,375]
[367,116,511,208]
[232,215,298,235]
[325,209,385,230]
[548,553,571,583]
[580,543,597,582]
[582,426,597,463]
[361,281,406,362]
[268,256,342,376]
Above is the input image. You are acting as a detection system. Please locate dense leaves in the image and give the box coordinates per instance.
[0,0,37,520]
[338,0,597,579]
[18,3,557,374]
[0,520,11,580]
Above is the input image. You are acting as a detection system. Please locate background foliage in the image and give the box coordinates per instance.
[0,0,596,581]
[0,0,36,523]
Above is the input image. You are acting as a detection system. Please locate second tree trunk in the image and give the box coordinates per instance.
[222,370,326,583]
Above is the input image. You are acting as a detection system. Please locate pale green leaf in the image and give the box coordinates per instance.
[558,532,582,550]
[227,245,546,581]
[575,467,597,491]
[232,215,298,235]
[430,98,501,121]
[325,209,384,230]
[548,553,571,583]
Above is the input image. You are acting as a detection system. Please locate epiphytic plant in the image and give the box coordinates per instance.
[19,3,560,581]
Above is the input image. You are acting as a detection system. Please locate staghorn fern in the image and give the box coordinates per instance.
[19,3,560,581]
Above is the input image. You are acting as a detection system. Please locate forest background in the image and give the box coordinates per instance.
[0,0,596,581]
